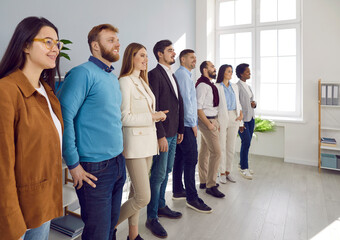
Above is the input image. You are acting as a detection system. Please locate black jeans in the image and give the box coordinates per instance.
[173,127,199,202]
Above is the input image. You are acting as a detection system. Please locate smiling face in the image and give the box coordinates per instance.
[224,66,233,81]
[98,29,120,63]
[133,47,148,71]
[24,26,59,71]
[206,61,217,79]
[241,67,251,81]
[182,52,196,70]
[159,45,176,66]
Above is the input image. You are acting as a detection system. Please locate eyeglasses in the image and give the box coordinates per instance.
[33,38,63,51]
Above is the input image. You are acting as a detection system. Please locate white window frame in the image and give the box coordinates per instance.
[216,0,256,31]
[255,24,301,117]
[216,0,302,119]
[216,28,256,88]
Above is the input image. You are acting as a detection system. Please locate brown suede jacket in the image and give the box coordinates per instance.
[0,70,63,240]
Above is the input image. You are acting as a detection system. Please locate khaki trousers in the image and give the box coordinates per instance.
[220,110,239,173]
[117,157,152,226]
[198,118,221,188]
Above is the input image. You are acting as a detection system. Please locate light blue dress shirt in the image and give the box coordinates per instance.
[221,82,236,110]
[174,66,197,127]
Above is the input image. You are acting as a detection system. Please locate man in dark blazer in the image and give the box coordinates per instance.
[145,39,184,239]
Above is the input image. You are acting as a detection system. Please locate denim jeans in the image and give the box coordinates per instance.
[238,118,255,170]
[76,153,126,240]
[147,135,177,219]
[21,220,50,240]
[173,127,198,202]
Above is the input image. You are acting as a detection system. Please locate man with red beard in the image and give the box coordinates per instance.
[58,24,126,240]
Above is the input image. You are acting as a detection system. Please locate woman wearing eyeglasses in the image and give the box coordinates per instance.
[116,43,167,240]
[0,17,64,240]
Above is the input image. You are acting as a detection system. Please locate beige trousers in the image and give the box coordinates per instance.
[117,157,152,226]
[219,110,239,173]
[198,118,221,188]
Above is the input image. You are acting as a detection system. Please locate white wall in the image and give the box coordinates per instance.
[235,126,285,158]
[196,0,340,166]
[283,0,340,166]
[0,0,196,76]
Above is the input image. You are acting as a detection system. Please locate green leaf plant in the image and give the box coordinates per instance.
[253,117,276,138]
[238,117,276,139]
[59,39,72,60]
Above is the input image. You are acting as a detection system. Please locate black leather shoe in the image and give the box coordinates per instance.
[186,198,213,213]
[206,186,225,198]
[145,218,167,238]
[200,183,219,189]
[158,205,182,219]
[127,234,144,240]
[172,190,186,200]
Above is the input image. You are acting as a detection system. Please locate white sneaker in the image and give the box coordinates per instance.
[219,174,227,184]
[226,174,236,183]
[238,164,254,175]
[239,169,252,180]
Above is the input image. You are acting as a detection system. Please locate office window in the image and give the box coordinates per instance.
[219,31,253,81]
[219,0,252,26]
[216,0,301,118]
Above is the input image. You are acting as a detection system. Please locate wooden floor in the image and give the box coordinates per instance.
[115,154,340,240]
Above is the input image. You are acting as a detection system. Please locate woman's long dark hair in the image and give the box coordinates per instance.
[216,64,233,83]
[0,16,61,91]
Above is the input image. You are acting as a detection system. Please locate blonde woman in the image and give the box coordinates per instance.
[117,43,167,240]
[216,64,243,183]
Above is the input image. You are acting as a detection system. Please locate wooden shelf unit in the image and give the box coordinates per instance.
[318,79,340,172]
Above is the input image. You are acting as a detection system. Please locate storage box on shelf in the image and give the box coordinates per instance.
[318,79,340,172]
[320,153,337,169]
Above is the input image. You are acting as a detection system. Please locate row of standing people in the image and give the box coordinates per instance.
[0,16,256,240]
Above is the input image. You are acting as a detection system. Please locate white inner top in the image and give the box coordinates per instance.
[240,80,253,99]
[159,63,178,98]
[36,83,62,153]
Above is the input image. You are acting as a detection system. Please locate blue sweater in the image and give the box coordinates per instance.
[58,60,123,168]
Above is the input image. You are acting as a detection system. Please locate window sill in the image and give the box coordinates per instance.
[256,115,305,126]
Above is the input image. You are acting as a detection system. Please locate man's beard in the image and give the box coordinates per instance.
[99,42,119,63]
[208,70,216,79]
[165,58,175,66]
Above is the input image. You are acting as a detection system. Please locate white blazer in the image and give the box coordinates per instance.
[119,72,158,159]
[217,82,243,131]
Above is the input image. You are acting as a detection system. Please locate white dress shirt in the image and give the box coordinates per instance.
[159,63,178,98]
[196,82,219,117]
